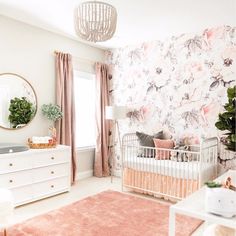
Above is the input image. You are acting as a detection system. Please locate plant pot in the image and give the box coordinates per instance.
[205,187,236,218]
[218,142,236,173]
[219,142,236,161]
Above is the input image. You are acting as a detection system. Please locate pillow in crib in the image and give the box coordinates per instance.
[136,131,164,147]
[153,138,174,160]
[136,131,164,157]
[170,145,192,162]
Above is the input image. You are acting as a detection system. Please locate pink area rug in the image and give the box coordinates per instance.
[2,191,201,236]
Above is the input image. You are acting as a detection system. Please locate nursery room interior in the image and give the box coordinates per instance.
[0,0,235,235]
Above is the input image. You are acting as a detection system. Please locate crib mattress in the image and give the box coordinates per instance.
[124,157,214,180]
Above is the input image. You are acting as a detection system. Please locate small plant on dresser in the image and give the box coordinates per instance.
[41,103,63,140]
[41,103,63,122]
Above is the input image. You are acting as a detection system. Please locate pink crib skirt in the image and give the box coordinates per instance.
[123,168,199,201]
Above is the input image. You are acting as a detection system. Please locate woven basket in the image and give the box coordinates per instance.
[28,139,57,149]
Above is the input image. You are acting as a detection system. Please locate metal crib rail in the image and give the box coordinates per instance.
[121,133,218,201]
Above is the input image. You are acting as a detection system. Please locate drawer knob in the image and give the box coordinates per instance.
[9,180,13,183]
[51,171,54,174]
[51,185,54,188]
[51,157,54,160]
[9,163,13,167]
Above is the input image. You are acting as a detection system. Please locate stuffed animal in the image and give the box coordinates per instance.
[170,145,192,162]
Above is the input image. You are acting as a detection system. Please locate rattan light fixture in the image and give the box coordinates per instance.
[74,1,117,42]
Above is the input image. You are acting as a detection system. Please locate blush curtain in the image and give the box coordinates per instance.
[55,52,76,183]
[94,62,111,177]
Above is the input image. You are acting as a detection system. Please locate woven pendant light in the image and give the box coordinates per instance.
[74,1,117,42]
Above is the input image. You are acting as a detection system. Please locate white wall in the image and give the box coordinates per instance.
[76,148,95,180]
[0,16,105,177]
[0,16,104,143]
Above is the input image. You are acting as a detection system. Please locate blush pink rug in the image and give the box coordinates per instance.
[2,191,201,236]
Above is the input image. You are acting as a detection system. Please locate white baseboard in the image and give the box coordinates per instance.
[113,170,121,177]
[76,169,121,180]
[76,170,93,180]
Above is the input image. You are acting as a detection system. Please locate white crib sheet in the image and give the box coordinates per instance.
[124,157,215,180]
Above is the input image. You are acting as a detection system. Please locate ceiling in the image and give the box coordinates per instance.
[0,0,235,49]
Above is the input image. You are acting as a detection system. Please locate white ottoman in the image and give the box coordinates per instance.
[0,189,14,236]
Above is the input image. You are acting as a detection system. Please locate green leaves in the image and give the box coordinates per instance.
[8,97,36,128]
[215,86,236,151]
[205,181,222,188]
[41,104,63,122]
[227,86,236,100]
[230,134,236,142]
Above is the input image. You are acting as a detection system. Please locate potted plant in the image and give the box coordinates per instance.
[8,97,36,128]
[41,104,63,140]
[215,86,236,162]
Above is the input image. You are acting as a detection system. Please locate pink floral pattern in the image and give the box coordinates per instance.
[106,25,236,171]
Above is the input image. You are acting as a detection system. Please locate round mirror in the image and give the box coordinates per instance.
[0,73,37,130]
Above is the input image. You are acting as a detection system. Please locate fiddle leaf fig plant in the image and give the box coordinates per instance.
[8,97,35,128]
[215,86,236,151]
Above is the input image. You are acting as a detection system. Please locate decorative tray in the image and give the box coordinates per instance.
[28,139,57,149]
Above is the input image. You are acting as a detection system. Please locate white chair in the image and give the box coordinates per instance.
[0,189,14,236]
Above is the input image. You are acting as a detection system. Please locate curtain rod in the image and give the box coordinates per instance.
[54,50,96,64]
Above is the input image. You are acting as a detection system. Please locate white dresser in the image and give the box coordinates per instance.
[0,145,71,206]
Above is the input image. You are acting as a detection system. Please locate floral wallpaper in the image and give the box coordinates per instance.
[106,26,236,173]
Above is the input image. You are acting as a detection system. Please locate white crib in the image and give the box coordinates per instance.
[121,133,218,201]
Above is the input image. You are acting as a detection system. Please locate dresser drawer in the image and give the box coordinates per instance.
[0,155,32,174]
[32,163,70,183]
[32,177,69,197]
[11,185,33,206]
[0,145,70,206]
[0,170,32,188]
[33,151,70,168]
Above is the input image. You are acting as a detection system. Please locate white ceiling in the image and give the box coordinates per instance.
[0,0,235,49]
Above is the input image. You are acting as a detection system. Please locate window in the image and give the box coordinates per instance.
[74,71,96,148]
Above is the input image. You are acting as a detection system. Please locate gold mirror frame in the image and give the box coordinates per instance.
[0,73,38,130]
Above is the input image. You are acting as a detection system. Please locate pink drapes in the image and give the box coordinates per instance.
[94,62,111,177]
[55,52,76,183]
